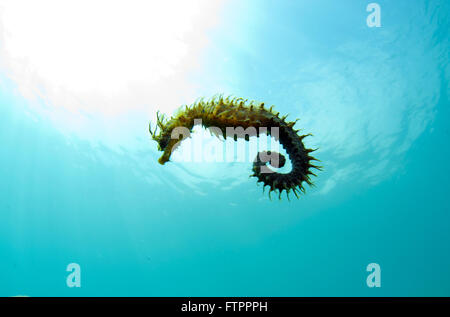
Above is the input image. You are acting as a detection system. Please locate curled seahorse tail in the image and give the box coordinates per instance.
[249,117,320,198]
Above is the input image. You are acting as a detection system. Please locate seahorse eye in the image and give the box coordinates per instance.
[158,135,169,150]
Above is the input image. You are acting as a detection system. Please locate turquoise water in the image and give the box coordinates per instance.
[0,0,449,296]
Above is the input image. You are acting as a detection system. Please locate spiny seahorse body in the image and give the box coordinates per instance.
[149,96,321,200]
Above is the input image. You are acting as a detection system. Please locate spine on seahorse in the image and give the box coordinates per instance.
[149,96,321,199]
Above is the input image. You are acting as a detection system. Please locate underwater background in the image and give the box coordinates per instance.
[0,0,449,296]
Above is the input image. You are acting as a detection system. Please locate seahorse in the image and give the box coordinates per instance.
[149,96,321,200]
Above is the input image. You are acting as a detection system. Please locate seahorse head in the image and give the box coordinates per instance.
[149,111,170,157]
[149,112,185,165]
